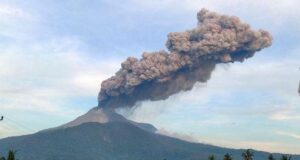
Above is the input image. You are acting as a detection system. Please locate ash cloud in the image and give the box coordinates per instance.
[98,9,272,109]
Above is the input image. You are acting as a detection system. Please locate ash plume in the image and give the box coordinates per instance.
[98,9,272,109]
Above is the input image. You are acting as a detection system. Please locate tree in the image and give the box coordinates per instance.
[224,153,233,160]
[268,154,275,160]
[7,150,16,160]
[0,150,17,160]
[281,155,292,160]
[242,149,254,160]
[208,154,215,160]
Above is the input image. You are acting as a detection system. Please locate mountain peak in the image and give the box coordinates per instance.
[61,107,127,128]
[50,107,157,133]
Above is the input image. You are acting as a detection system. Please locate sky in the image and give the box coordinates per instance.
[0,0,299,154]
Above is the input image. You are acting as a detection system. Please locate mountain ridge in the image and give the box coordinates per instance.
[0,109,299,160]
[0,121,285,160]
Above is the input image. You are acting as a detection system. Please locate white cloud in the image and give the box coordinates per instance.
[271,113,300,121]
[155,128,300,154]
[0,37,119,115]
[0,3,31,19]
[277,131,300,141]
[0,36,122,138]
[204,139,300,154]
[156,128,197,142]
[122,0,300,34]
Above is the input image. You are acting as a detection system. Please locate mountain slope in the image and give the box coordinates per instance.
[1,121,298,160]
[44,107,157,133]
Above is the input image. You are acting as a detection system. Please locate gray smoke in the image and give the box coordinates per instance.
[98,9,272,109]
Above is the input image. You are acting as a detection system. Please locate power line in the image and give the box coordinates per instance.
[4,117,35,132]
[0,115,35,133]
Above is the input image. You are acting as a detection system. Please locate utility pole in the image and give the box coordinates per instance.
[298,80,300,95]
[298,67,300,96]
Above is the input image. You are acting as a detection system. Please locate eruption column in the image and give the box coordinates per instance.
[98,9,272,109]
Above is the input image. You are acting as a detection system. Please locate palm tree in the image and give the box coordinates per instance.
[208,154,215,160]
[0,150,17,160]
[7,150,16,160]
[242,149,254,160]
[281,155,292,160]
[268,154,276,160]
[224,153,233,160]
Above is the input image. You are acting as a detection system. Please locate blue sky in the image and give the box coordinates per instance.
[0,0,299,154]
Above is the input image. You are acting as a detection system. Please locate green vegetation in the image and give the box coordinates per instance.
[281,155,292,160]
[242,149,254,160]
[0,148,295,160]
[208,150,292,160]
[0,150,17,160]
[224,153,233,160]
[208,154,215,160]
[268,154,275,160]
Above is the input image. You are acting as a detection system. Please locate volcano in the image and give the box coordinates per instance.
[0,108,298,160]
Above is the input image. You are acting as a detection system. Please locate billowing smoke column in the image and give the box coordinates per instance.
[98,9,272,109]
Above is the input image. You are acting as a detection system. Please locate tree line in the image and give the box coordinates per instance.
[0,149,294,160]
[208,149,292,160]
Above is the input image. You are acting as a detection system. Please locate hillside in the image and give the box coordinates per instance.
[1,120,298,160]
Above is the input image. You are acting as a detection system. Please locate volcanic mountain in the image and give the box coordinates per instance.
[0,8,295,160]
[0,108,299,160]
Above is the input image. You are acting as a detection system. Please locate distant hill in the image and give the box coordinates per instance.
[0,108,299,160]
